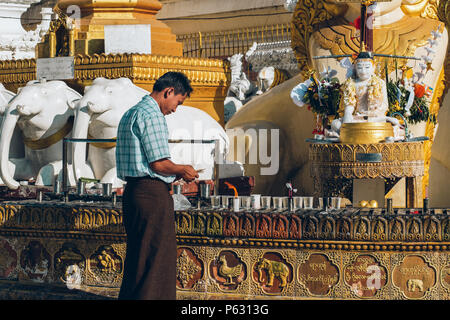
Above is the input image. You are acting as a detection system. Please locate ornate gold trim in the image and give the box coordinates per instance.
[291,0,347,78]
[87,134,117,149]
[23,116,74,150]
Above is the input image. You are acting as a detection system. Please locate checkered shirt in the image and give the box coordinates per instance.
[116,95,175,184]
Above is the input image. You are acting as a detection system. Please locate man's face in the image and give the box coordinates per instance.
[160,87,188,115]
[355,59,374,81]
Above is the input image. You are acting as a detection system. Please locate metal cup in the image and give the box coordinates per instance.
[293,196,303,210]
[112,192,117,206]
[251,194,261,209]
[199,183,211,199]
[239,196,251,210]
[261,196,272,209]
[77,180,86,196]
[221,195,232,208]
[210,195,221,208]
[102,183,112,197]
[319,197,329,210]
[36,190,43,202]
[331,197,342,209]
[273,196,288,210]
[303,196,314,209]
[54,180,62,194]
[172,184,182,195]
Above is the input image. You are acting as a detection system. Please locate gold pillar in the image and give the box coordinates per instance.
[49,32,56,58]
[68,29,75,56]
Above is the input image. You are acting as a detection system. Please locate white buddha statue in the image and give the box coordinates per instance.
[329,51,401,137]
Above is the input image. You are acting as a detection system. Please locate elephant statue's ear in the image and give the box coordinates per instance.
[68,99,80,109]
[65,87,82,108]
[26,80,39,86]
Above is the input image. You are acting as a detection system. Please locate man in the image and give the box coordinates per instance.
[116,72,198,300]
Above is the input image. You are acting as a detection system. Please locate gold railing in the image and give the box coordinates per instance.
[177,23,291,59]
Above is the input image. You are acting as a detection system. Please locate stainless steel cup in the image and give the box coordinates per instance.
[303,196,314,209]
[77,180,86,196]
[261,196,271,209]
[102,183,112,197]
[172,184,182,195]
[199,183,211,199]
[54,180,62,194]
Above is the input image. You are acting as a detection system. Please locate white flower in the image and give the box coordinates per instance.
[319,66,337,80]
[290,79,312,107]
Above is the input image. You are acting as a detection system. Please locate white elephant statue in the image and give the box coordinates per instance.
[71,77,244,188]
[71,77,146,188]
[0,80,82,189]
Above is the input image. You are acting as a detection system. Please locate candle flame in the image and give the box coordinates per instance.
[224,182,238,198]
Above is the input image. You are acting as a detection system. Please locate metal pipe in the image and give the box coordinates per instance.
[214,139,220,196]
[62,138,68,193]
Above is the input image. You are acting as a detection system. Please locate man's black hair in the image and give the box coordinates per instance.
[153,72,193,97]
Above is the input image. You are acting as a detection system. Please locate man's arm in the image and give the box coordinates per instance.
[150,158,199,183]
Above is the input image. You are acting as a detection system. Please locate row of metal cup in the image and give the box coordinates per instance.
[209,195,342,210]
[53,180,113,197]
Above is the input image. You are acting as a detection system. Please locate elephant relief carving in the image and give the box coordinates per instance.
[255,257,290,287]
[72,77,243,188]
[407,279,424,292]
[0,80,81,189]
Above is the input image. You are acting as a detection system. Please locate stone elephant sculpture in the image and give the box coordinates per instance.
[0,80,81,189]
[72,77,243,188]
[255,258,290,287]
[71,77,148,188]
[256,66,289,95]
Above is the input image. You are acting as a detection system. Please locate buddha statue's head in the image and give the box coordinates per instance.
[354,51,375,81]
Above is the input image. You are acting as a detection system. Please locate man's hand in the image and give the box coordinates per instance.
[179,165,199,183]
[151,159,199,183]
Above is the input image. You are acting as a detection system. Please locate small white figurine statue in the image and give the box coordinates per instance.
[328,51,401,137]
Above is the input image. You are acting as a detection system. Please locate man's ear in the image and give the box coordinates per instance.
[164,87,174,99]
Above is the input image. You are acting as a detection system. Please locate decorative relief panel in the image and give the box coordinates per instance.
[19,240,51,283]
[392,254,437,299]
[252,251,295,296]
[176,247,204,291]
[54,242,86,288]
[87,245,123,287]
[209,250,247,292]
[223,212,240,237]
[297,253,339,297]
[344,254,388,299]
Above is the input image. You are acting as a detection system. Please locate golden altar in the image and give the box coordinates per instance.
[0,200,450,300]
[309,140,425,208]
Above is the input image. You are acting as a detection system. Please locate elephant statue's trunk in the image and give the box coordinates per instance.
[0,104,20,189]
[72,104,91,182]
